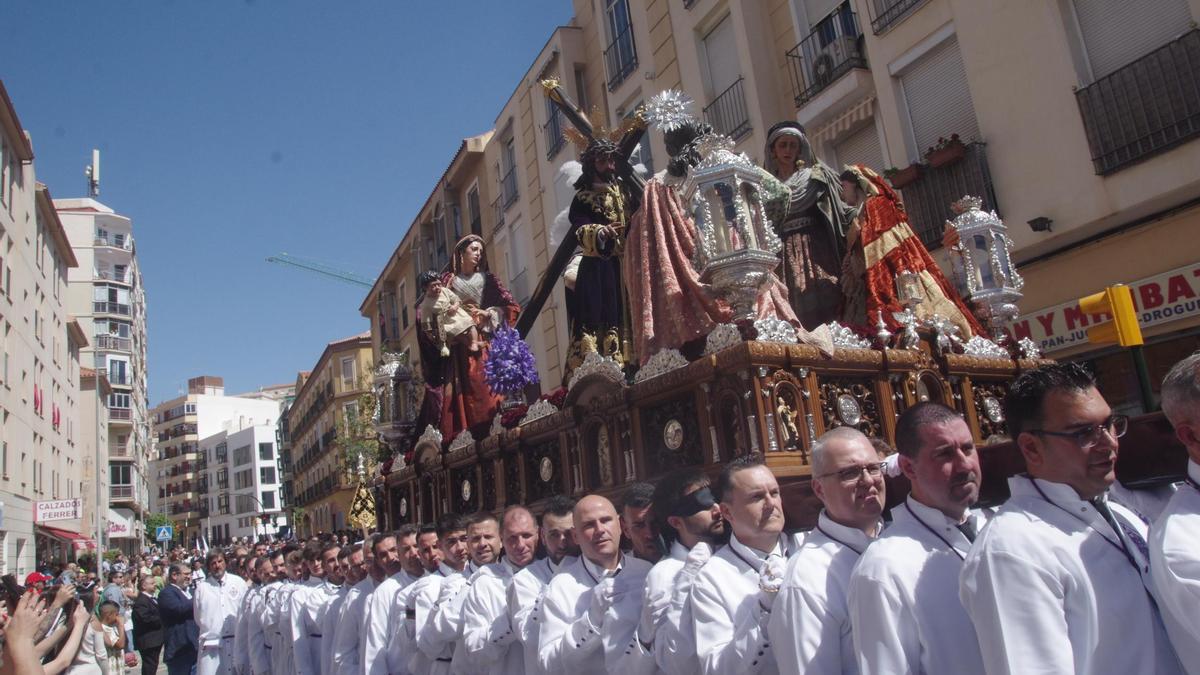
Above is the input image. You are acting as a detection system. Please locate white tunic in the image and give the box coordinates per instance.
[247,582,279,675]
[1152,461,1200,675]
[961,475,1183,675]
[688,533,792,675]
[361,569,421,675]
[329,577,376,673]
[848,496,988,675]
[426,561,483,674]
[538,554,653,675]
[769,511,875,675]
[287,579,340,675]
[194,573,248,675]
[318,584,349,675]
[233,584,260,675]
[266,580,304,675]
[409,563,468,675]
[461,558,524,674]
[508,556,571,675]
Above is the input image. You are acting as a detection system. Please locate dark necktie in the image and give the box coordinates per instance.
[1091,497,1150,563]
[956,518,978,543]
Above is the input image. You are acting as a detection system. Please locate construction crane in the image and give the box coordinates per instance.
[266,252,375,288]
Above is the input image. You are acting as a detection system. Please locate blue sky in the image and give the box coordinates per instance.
[3,0,572,405]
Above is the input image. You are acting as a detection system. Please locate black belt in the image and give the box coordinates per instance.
[436,657,452,662]
[221,635,235,639]
[264,644,272,650]
[309,633,322,638]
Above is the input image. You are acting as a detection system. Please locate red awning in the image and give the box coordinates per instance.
[37,525,98,551]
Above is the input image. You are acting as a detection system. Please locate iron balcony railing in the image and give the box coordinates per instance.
[787,1,867,107]
[703,77,752,141]
[604,21,638,90]
[95,270,131,284]
[1075,28,1200,176]
[510,268,531,306]
[93,301,130,316]
[867,0,928,34]
[93,237,133,251]
[501,168,519,208]
[95,335,131,352]
[492,194,506,231]
[110,485,134,500]
[900,141,999,250]
[545,107,566,159]
[109,408,132,421]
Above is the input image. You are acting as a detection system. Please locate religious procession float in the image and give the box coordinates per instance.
[360,86,1183,531]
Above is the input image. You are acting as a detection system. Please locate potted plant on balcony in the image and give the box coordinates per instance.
[925,134,966,168]
[884,163,923,190]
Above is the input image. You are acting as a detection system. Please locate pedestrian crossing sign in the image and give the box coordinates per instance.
[156,525,174,542]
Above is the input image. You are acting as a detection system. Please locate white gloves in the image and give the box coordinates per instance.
[668,541,712,613]
[587,576,616,627]
[758,555,786,610]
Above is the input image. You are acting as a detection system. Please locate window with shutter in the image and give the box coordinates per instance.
[1071,0,1192,81]
[898,36,980,159]
[835,122,886,173]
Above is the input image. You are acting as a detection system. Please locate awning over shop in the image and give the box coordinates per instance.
[37,525,98,552]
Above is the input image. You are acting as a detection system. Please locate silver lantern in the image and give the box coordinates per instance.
[681,135,783,320]
[373,350,418,457]
[945,196,1024,342]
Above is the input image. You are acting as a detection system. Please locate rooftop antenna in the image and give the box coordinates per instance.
[85,149,100,197]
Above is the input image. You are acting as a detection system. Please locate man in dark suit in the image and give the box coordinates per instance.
[159,562,199,675]
[132,575,164,675]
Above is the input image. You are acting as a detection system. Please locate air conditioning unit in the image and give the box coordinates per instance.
[813,35,859,86]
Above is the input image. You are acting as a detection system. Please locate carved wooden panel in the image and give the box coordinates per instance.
[525,439,563,503]
[818,377,882,437]
[582,421,615,488]
[480,458,497,511]
[971,381,1010,442]
[769,373,806,456]
[503,453,523,506]
[640,394,703,476]
[451,465,477,514]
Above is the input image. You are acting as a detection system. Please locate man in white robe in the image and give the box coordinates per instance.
[621,482,663,564]
[194,550,248,675]
[769,427,884,674]
[362,526,425,675]
[460,507,539,674]
[265,548,305,675]
[608,467,725,675]
[961,363,1184,675]
[687,455,794,675]
[288,543,342,675]
[848,402,989,675]
[358,531,403,674]
[330,540,380,674]
[538,495,653,675]
[410,514,473,675]
[232,557,260,675]
[247,554,282,675]
[427,513,501,673]
[509,496,577,675]
[386,525,441,675]
[1154,353,1200,674]
[320,545,361,675]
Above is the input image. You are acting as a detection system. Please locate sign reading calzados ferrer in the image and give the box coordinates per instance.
[34,499,82,523]
[1013,262,1200,355]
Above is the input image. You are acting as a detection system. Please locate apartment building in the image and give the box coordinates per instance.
[287,333,373,536]
[198,424,285,545]
[0,81,93,574]
[150,376,280,546]
[56,197,151,547]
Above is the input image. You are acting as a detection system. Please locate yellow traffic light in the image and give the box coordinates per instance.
[1078,284,1144,347]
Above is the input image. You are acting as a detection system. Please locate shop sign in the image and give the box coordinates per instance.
[1013,262,1200,355]
[34,499,82,523]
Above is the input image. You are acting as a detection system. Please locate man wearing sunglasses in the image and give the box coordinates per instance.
[961,362,1183,675]
[771,427,884,674]
[848,401,988,674]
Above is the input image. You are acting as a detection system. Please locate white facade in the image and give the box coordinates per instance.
[199,424,285,545]
[150,378,281,546]
[56,197,151,550]
[0,85,91,575]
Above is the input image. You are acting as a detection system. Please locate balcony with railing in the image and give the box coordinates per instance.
[108,372,131,387]
[110,484,135,501]
[867,0,928,34]
[93,236,133,251]
[93,301,131,316]
[787,2,867,107]
[500,168,519,209]
[1075,29,1200,176]
[545,107,566,159]
[492,194,506,231]
[898,141,998,249]
[109,442,132,458]
[510,268,531,306]
[94,269,131,284]
[703,77,752,141]
[109,408,132,421]
[95,335,132,352]
[604,20,638,90]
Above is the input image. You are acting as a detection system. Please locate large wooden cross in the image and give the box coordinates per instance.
[513,80,646,338]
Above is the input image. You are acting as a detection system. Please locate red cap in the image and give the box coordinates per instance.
[24,572,51,586]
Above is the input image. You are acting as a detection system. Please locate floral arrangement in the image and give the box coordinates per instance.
[928,133,962,154]
[538,386,568,409]
[484,324,541,395]
[500,405,529,429]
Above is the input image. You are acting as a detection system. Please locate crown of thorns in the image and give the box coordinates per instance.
[563,105,644,153]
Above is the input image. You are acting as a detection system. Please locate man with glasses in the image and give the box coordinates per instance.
[1154,352,1200,674]
[848,401,988,674]
[961,363,1183,675]
[771,427,884,674]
